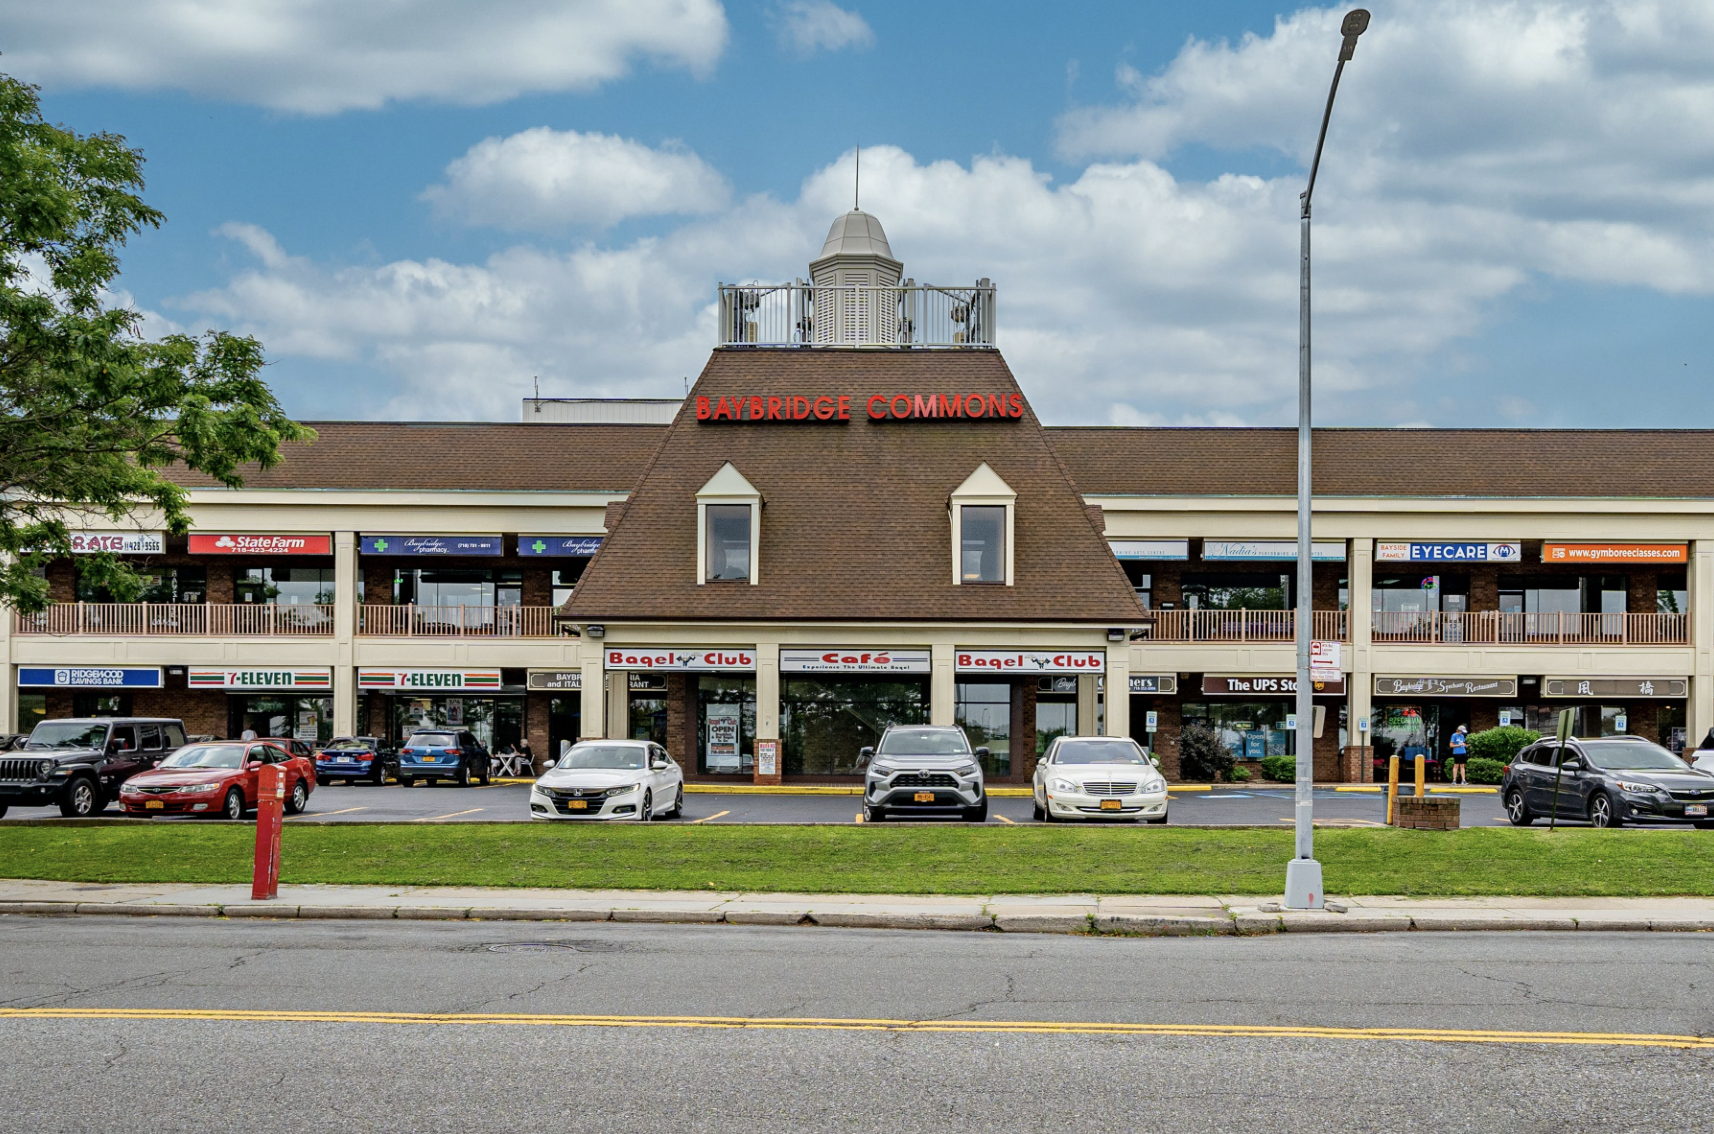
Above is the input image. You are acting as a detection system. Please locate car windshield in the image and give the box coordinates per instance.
[1054,740,1148,765]
[1580,740,1691,772]
[160,745,247,769]
[556,744,646,770]
[325,738,370,751]
[25,722,109,750]
[407,733,457,748]
[878,729,971,756]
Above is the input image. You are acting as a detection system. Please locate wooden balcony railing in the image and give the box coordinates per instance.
[1137,609,1350,643]
[1371,611,1688,646]
[13,603,336,636]
[357,604,565,638]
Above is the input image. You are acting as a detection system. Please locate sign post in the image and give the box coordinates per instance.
[251,765,284,900]
[1548,708,1575,831]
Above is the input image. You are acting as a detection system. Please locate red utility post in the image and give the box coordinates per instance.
[252,764,285,901]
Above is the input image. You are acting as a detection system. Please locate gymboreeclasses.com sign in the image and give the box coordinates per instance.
[780,649,930,674]
[955,651,1105,674]
[606,649,757,672]
[188,668,332,690]
[21,667,162,689]
[358,670,503,690]
[1375,541,1521,563]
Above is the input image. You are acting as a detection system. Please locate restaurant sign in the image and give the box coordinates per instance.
[955,651,1105,674]
[1128,674,1178,694]
[695,392,1025,423]
[780,649,931,674]
[1373,676,1518,698]
[1542,543,1688,564]
[69,530,165,555]
[19,666,162,689]
[189,533,331,555]
[361,535,503,557]
[358,669,503,690]
[1201,674,1346,696]
[188,668,333,690]
[1375,541,1521,563]
[605,648,757,672]
[526,670,583,691]
[1542,676,1688,699]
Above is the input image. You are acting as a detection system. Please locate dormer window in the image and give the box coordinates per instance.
[696,462,762,585]
[949,463,1016,586]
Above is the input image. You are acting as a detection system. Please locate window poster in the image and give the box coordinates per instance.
[707,703,741,770]
[446,699,464,725]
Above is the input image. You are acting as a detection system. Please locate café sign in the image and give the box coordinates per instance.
[780,649,931,674]
[358,669,503,690]
[69,530,165,555]
[188,668,333,690]
[1373,676,1518,698]
[955,651,1104,674]
[1201,674,1346,696]
[1542,676,1688,699]
[605,648,757,672]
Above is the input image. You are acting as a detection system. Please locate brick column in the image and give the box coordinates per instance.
[1152,699,1184,780]
[526,691,550,773]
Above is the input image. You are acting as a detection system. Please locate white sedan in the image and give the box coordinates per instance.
[529,740,684,821]
[1033,736,1169,823]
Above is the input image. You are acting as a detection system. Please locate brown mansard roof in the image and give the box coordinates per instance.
[564,349,1145,623]
[1044,427,1714,498]
[167,422,661,492]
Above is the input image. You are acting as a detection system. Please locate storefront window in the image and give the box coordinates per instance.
[1181,573,1289,610]
[1369,704,1439,766]
[16,692,46,735]
[629,693,668,747]
[1499,575,1626,615]
[1035,677,1078,757]
[548,696,581,761]
[76,563,206,604]
[1371,575,1466,614]
[552,565,588,606]
[697,676,755,774]
[389,695,521,751]
[232,696,333,745]
[959,506,1005,583]
[781,677,928,775]
[237,566,334,606]
[705,505,751,582]
[1120,566,1152,608]
[73,693,129,717]
[955,682,1011,776]
[1658,569,1688,615]
[1501,704,1633,741]
[1659,704,1687,753]
[1183,701,1296,763]
[393,568,521,607]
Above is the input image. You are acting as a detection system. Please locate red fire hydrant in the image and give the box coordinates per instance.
[252,764,285,901]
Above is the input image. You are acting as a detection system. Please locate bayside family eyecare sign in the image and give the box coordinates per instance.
[605,648,757,671]
[20,667,162,688]
[695,392,1025,422]
[358,670,503,690]
[189,668,333,690]
[780,649,931,673]
[956,651,1104,673]
[1376,541,1522,563]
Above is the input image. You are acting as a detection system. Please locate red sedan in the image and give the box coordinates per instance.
[120,740,315,819]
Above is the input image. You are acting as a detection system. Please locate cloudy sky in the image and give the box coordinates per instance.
[7,0,1713,426]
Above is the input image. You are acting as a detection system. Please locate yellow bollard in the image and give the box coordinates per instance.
[1386,754,1400,824]
[1415,753,1426,799]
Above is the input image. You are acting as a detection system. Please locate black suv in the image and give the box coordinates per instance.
[1501,735,1714,828]
[0,718,188,818]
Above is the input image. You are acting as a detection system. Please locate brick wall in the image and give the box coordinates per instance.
[1013,678,1037,781]
[668,675,693,772]
[521,566,553,606]
[525,691,550,772]
[130,689,229,738]
[1137,697,1183,779]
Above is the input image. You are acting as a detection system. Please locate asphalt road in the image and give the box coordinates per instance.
[1,783,1511,826]
[0,916,1708,1132]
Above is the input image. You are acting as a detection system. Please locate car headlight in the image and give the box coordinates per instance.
[1615,780,1662,794]
[868,762,895,777]
[1050,778,1080,793]
[37,760,55,779]
[606,784,638,796]
[955,763,980,777]
[1143,778,1167,794]
[177,783,224,794]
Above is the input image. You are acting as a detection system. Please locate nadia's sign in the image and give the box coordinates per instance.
[695,392,1024,423]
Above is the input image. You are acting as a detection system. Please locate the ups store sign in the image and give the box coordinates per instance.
[1201,674,1346,696]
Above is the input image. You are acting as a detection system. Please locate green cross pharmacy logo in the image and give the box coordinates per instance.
[532,539,547,553]
[372,538,388,552]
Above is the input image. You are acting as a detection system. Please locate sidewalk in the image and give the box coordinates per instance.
[2,879,1707,935]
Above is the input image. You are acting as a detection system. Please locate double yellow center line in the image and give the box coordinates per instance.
[2,1008,1708,1050]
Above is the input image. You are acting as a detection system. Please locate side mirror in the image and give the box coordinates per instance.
[650,759,669,771]
[1561,758,1584,771]
[974,747,991,759]
[246,761,264,770]
[541,758,557,770]
[857,746,874,767]
[1151,755,1162,767]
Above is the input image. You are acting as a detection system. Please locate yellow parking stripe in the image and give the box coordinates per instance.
[691,810,730,824]
[413,809,484,822]
[995,815,1016,824]
[297,807,367,818]
[2,1007,1709,1050]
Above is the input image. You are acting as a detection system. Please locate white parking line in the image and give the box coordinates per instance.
[298,807,367,818]
[691,810,730,824]
[414,809,484,822]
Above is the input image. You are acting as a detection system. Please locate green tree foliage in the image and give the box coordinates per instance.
[1464,757,1507,785]
[0,73,311,611]
[1467,726,1541,764]
[1177,723,1236,783]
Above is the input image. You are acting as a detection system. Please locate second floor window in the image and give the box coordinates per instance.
[77,563,206,604]
[239,566,334,606]
[960,505,1006,583]
[391,568,520,607]
[706,505,752,582]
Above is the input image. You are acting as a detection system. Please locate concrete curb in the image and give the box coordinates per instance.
[5,899,1713,936]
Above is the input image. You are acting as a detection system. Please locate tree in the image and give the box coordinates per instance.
[0,73,312,611]
[1177,723,1236,783]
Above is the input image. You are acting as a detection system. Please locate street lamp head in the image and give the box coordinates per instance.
[1339,8,1371,60]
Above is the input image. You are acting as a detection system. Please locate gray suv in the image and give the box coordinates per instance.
[0,717,187,818]
[859,725,988,822]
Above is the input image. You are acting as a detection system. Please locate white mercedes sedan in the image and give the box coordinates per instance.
[529,740,684,821]
[1033,736,1169,823]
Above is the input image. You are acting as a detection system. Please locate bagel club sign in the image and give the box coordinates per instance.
[695,392,1024,423]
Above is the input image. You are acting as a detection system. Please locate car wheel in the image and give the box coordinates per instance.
[1695,820,1714,830]
[370,764,386,786]
[863,801,885,823]
[639,791,653,822]
[1504,788,1534,827]
[399,775,414,788]
[667,787,684,818]
[222,788,245,821]
[58,777,99,818]
[285,780,308,815]
[0,805,7,820]
[962,798,989,823]
[1589,793,1621,828]
[456,762,472,788]
[479,759,491,786]
[1031,799,1044,822]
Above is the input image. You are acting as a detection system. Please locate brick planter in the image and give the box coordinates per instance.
[1394,796,1460,830]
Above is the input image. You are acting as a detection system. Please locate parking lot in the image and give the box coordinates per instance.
[0,781,1508,826]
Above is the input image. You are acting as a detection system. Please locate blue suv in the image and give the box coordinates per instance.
[397,729,491,787]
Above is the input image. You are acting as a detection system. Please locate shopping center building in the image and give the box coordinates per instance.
[5,211,1712,783]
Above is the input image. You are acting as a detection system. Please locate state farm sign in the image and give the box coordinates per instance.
[695,392,1024,423]
[605,648,757,672]
[189,533,331,555]
[780,649,930,674]
[955,650,1104,674]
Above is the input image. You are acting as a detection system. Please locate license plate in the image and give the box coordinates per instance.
[1687,804,1708,817]
[568,800,588,810]
[914,791,935,802]
[1100,799,1122,810]
[423,756,437,762]
[145,800,164,809]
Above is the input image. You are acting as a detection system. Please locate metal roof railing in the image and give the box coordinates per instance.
[717,281,996,348]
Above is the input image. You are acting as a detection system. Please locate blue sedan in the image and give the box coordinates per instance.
[315,736,393,785]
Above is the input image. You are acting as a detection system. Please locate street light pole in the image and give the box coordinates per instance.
[1285,8,1370,911]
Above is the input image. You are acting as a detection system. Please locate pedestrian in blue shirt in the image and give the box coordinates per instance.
[1450,724,1470,784]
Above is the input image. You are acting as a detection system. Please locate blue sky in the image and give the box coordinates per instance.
[10,0,1714,427]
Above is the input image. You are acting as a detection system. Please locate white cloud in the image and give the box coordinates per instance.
[1,0,730,114]
[772,0,874,57]
[422,129,730,231]
[176,2,1714,426]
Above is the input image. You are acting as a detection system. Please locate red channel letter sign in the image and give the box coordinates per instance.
[695,393,1024,423]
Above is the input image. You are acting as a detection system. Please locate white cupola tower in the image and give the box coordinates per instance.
[808,210,905,344]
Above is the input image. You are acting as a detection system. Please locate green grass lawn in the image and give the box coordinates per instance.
[3,823,1712,896]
